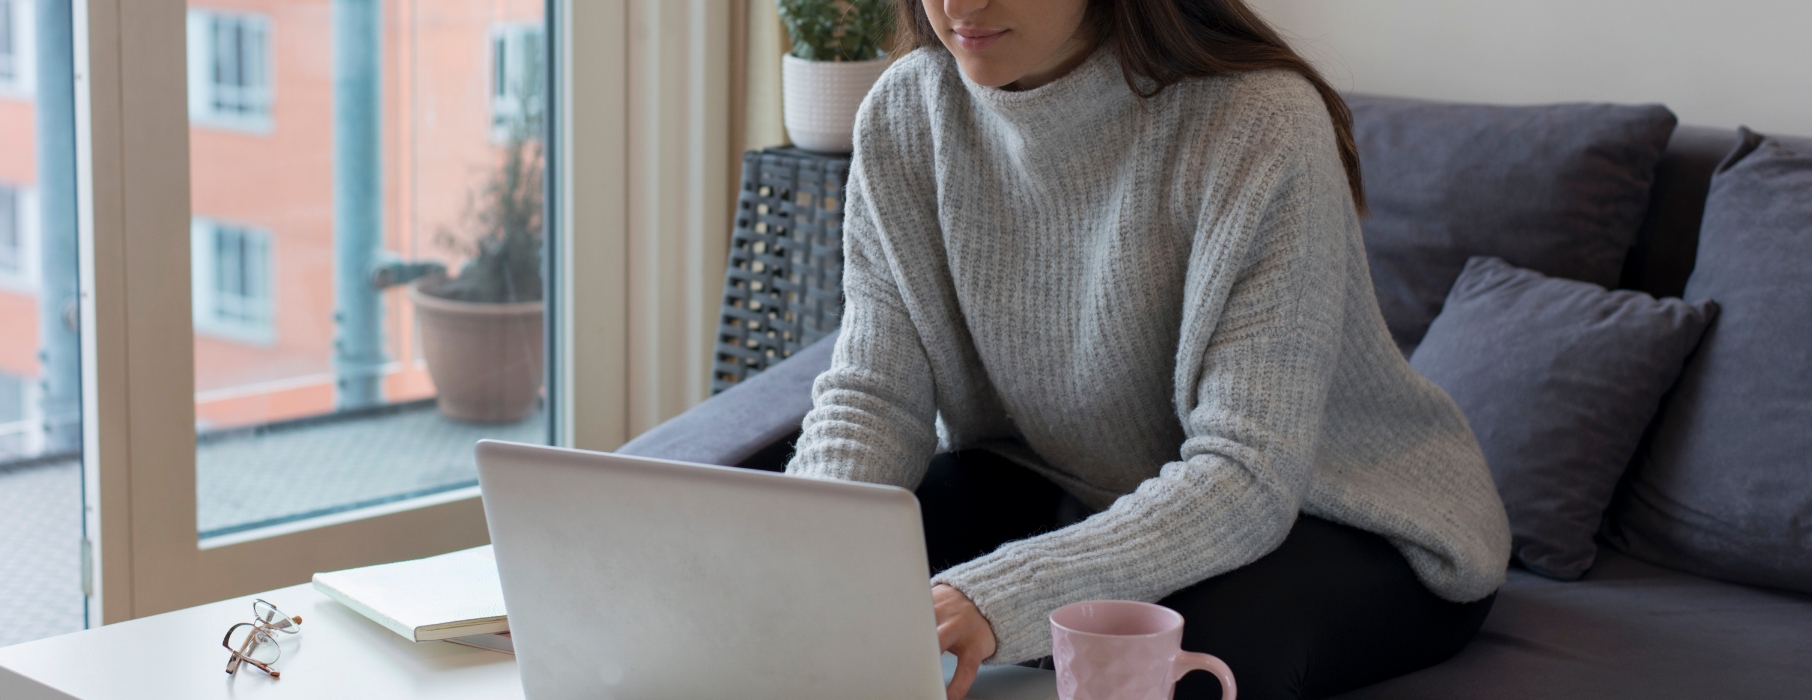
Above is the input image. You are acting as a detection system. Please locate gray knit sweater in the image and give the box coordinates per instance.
[784,48,1511,664]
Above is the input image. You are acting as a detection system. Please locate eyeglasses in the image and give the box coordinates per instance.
[221,599,303,678]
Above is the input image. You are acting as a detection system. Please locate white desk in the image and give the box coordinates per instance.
[0,584,1057,699]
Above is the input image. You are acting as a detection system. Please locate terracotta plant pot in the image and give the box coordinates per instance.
[781,54,892,153]
[408,280,544,423]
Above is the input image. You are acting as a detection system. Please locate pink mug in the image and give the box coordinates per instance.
[1050,600,1236,700]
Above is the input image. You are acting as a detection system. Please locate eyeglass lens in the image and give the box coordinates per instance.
[252,599,301,634]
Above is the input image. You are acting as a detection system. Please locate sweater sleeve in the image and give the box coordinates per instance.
[931,140,1355,664]
[782,108,941,489]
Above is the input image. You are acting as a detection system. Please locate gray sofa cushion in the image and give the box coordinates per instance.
[1330,550,1812,699]
[1606,130,1812,595]
[1349,95,1677,353]
[1410,257,1715,580]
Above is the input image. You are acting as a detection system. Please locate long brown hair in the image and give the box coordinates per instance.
[896,0,1366,214]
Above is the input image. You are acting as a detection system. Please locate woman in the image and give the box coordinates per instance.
[784,1,1512,698]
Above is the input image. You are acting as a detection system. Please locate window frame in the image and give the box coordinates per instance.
[79,0,734,624]
[82,0,500,624]
[183,6,272,134]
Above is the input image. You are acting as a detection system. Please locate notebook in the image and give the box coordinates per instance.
[312,545,509,642]
[447,632,514,654]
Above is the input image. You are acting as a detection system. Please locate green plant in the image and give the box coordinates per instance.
[432,73,544,304]
[777,0,893,62]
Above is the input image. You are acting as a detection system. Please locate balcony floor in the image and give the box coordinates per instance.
[0,459,82,649]
[0,400,544,648]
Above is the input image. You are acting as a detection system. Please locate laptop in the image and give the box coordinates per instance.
[476,439,957,699]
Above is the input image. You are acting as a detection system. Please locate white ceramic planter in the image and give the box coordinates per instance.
[782,54,892,154]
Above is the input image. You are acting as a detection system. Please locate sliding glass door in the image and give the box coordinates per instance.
[79,0,556,621]
[0,0,85,645]
[72,0,727,623]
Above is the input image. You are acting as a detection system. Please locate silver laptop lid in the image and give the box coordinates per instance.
[476,440,947,700]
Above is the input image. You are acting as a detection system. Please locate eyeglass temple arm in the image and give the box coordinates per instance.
[226,647,282,679]
[222,624,255,675]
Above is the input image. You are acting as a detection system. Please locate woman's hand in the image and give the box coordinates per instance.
[933,583,997,700]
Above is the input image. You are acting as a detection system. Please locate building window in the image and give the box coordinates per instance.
[191,219,275,343]
[0,183,37,291]
[0,186,19,276]
[490,23,543,138]
[187,9,272,131]
[0,372,21,424]
[0,371,27,459]
[0,0,35,97]
[0,1,15,85]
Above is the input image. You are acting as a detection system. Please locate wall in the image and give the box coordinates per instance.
[0,39,36,382]
[1247,0,1812,137]
[743,0,787,150]
[620,0,735,437]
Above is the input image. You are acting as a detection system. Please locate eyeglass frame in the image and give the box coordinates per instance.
[221,599,302,679]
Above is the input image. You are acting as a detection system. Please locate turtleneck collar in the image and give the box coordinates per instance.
[955,46,1138,144]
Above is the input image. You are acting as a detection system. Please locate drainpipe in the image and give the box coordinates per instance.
[34,0,79,454]
[331,0,385,410]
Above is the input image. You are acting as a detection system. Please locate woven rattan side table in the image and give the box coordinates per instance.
[713,147,850,393]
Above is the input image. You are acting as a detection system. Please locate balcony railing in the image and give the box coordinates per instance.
[0,418,41,463]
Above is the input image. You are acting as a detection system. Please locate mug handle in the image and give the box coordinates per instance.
[1172,651,1236,700]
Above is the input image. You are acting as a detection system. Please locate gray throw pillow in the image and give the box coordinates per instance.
[1350,95,1678,354]
[1411,256,1715,581]
[1607,129,1812,594]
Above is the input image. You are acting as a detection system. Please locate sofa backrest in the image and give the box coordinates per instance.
[1620,126,1812,299]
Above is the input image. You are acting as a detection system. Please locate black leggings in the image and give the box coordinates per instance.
[918,449,1495,700]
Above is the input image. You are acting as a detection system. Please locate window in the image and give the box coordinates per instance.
[0,186,19,276]
[45,0,733,631]
[0,370,38,461]
[0,1,15,85]
[490,23,543,138]
[0,0,34,96]
[186,9,271,130]
[183,3,554,540]
[0,184,37,291]
[0,372,21,459]
[190,219,274,342]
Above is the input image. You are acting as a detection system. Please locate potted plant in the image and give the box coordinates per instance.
[408,88,545,424]
[777,0,894,153]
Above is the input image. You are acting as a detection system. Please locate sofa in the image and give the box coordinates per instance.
[618,105,1812,698]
